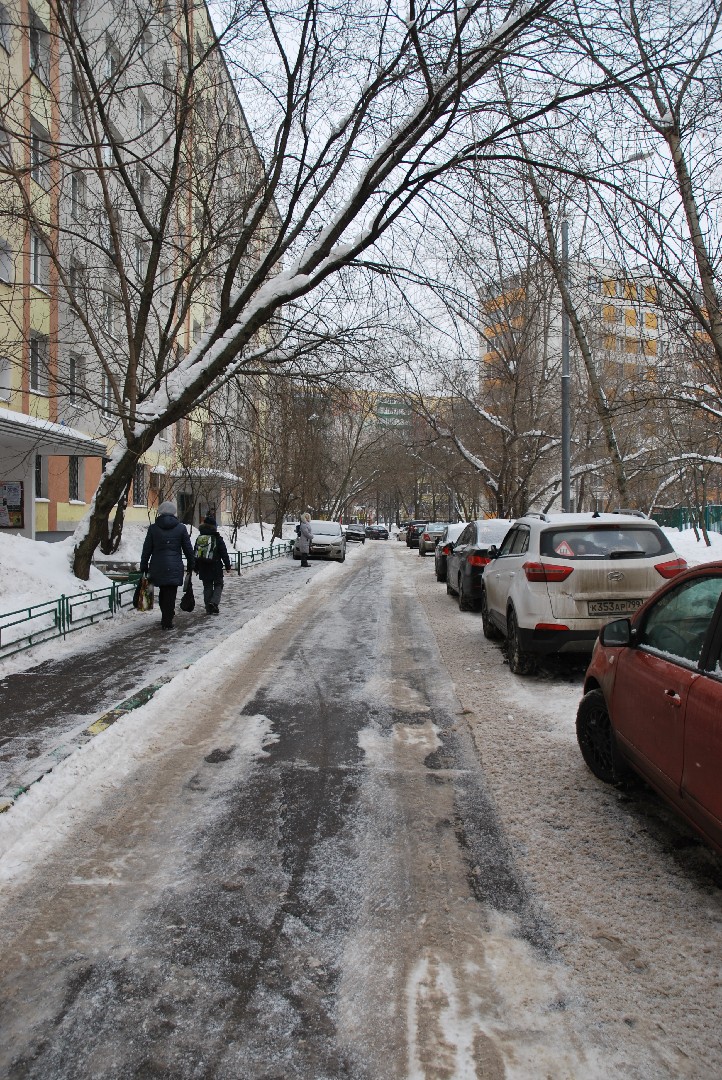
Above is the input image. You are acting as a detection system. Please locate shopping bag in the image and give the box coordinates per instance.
[132,576,154,611]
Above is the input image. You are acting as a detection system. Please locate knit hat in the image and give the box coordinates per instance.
[157,500,177,517]
[204,513,217,526]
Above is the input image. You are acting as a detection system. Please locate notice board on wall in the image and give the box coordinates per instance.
[0,481,23,528]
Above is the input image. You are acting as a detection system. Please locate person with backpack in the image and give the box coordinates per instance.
[139,501,195,630]
[194,513,231,614]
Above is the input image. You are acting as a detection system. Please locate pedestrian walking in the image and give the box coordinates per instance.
[298,512,313,568]
[193,513,231,614]
[139,500,195,630]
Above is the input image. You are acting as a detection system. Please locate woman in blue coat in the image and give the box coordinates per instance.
[139,500,195,629]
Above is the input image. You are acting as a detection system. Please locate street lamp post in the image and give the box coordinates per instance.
[561,218,571,512]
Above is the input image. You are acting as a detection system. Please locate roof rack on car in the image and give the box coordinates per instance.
[611,509,648,518]
[524,511,549,522]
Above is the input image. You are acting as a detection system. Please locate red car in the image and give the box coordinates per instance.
[577,561,722,855]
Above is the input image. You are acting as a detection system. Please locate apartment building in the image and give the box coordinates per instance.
[0,0,271,540]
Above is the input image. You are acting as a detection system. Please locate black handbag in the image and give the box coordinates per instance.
[180,573,195,611]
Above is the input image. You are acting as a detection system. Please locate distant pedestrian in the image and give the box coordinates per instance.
[139,500,195,630]
[194,513,231,614]
[298,512,313,568]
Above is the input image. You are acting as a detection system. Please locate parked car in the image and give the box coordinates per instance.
[293,519,346,562]
[397,523,411,542]
[481,512,687,674]
[576,561,722,855]
[366,525,389,540]
[418,522,449,557]
[434,523,467,582]
[445,519,513,609]
[406,522,428,549]
[345,524,366,544]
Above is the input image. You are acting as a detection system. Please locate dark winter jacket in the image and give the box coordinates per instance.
[194,522,231,582]
[140,513,195,586]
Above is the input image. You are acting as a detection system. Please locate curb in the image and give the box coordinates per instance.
[0,676,173,813]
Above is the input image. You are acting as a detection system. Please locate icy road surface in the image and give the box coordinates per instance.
[0,542,720,1078]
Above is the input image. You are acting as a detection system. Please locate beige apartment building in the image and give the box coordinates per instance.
[0,0,269,539]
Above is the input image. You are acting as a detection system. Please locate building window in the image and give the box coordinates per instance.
[134,238,146,278]
[104,44,119,81]
[68,455,80,501]
[0,3,11,53]
[0,353,10,399]
[68,353,83,402]
[101,373,113,415]
[137,94,151,134]
[70,171,85,218]
[30,121,50,187]
[103,291,116,334]
[30,232,49,288]
[133,462,147,506]
[29,333,48,392]
[29,8,49,83]
[35,454,43,497]
[192,319,201,343]
[0,236,12,282]
[71,79,82,126]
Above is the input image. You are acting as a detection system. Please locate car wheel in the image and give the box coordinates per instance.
[292,550,300,560]
[419,547,425,557]
[481,588,502,640]
[458,576,474,611]
[576,689,633,786]
[446,577,455,596]
[436,564,446,582]
[507,607,535,675]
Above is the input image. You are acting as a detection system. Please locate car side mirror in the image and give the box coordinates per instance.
[599,618,634,647]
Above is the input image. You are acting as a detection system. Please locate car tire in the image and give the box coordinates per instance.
[481,588,502,640]
[576,689,634,786]
[446,578,455,596]
[419,547,425,557]
[458,576,474,611]
[507,607,535,675]
[436,565,446,582]
[292,550,300,560]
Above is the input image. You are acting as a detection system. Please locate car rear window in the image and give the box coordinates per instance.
[539,525,674,560]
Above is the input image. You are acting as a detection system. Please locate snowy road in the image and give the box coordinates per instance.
[0,542,720,1078]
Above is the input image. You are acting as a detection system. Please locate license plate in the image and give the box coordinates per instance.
[588,598,643,615]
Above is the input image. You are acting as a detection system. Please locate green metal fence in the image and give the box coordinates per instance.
[653,506,722,533]
[0,541,294,661]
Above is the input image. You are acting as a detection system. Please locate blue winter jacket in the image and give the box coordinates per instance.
[140,513,195,586]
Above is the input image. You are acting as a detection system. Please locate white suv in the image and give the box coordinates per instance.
[480,513,687,674]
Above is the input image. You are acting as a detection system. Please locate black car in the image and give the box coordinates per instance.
[445,519,512,610]
[406,522,428,549]
[366,525,389,540]
[434,523,468,581]
[345,524,366,543]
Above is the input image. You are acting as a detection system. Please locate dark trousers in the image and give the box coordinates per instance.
[158,584,178,627]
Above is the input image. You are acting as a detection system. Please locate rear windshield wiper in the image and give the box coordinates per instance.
[608,549,645,559]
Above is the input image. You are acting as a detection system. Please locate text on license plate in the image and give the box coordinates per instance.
[588,598,643,615]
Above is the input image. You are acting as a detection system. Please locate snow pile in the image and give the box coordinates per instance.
[664,526,722,566]
[0,533,112,619]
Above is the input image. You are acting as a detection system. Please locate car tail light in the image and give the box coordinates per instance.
[423,533,430,541]
[654,557,688,578]
[467,554,491,567]
[440,544,451,555]
[535,622,570,631]
[523,561,574,582]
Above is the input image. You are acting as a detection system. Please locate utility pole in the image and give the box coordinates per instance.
[561,219,571,512]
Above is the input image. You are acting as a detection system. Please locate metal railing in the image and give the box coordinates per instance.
[0,540,294,660]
